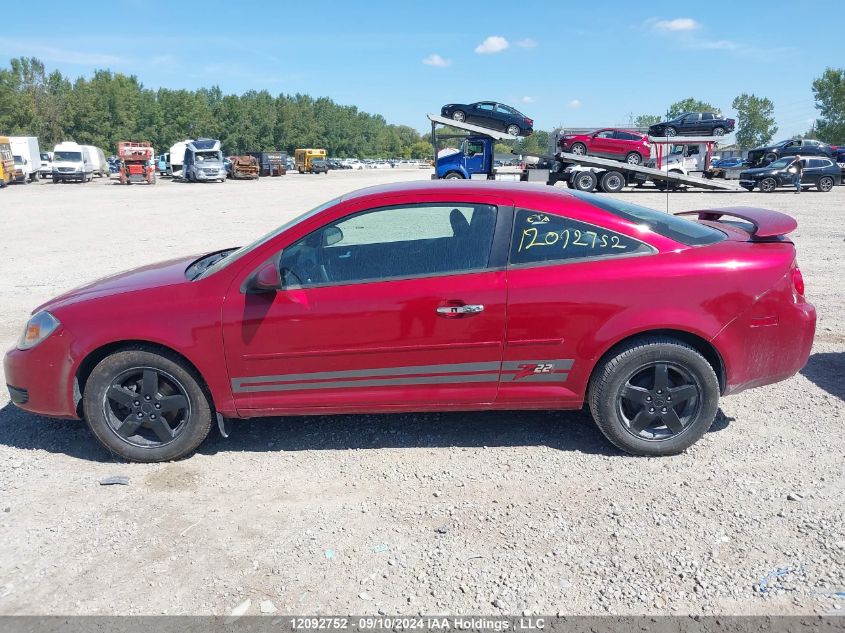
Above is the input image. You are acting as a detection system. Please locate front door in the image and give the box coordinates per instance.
[222,199,509,413]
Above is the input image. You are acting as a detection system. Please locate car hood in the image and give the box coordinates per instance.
[35,255,199,314]
[739,167,781,177]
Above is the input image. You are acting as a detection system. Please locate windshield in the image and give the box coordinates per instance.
[54,151,82,161]
[40,152,50,161]
[768,157,795,169]
[195,150,222,162]
[568,191,725,246]
[196,196,342,279]
[13,155,22,165]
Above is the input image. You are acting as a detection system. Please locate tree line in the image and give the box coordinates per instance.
[0,57,433,158]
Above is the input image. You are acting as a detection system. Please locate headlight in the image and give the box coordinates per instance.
[18,311,60,350]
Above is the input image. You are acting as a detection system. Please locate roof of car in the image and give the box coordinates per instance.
[339,179,577,204]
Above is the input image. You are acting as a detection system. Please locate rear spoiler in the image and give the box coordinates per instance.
[675,207,797,239]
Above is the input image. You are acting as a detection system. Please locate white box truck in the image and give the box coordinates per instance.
[82,145,108,177]
[52,141,93,183]
[9,136,41,183]
[168,139,193,177]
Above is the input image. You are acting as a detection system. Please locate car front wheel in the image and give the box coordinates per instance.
[569,143,587,156]
[451,110,466,123]
[665,127,677,137]
[83,349,213,462]
[588,337,720,456]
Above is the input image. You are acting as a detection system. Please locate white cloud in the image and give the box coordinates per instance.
[650,17,700,32]
[422,53,451,67]
[520,96,534,103]
[516,38,537,49]
[475,36,510,54]
[568,99,581,108]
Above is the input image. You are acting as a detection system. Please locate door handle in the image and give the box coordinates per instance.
[436,304,484,316]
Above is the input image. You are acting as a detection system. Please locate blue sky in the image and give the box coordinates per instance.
[2,1,843,138]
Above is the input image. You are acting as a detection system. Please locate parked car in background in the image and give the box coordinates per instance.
[559,129,651,165]
[739,156,840,192]
[712,157,746,168]
[441,101,534,136]
[746,138,836,166]
[310,159,329,174]
[648,112,735,137]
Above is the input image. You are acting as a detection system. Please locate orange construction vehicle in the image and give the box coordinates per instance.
[118,141,156,185]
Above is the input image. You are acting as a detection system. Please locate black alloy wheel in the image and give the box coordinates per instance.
[616,361,701,441]
[103,367,191,448]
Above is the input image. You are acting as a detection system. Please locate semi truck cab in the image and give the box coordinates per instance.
[436,136,494,179]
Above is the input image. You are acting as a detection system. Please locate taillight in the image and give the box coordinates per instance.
[525,118,533,125]
[792,267,805,296]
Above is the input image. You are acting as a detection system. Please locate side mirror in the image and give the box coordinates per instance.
[323,226,343,247]
[245,261,281,294]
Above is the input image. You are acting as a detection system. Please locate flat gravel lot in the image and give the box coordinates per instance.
[0,171,842,616]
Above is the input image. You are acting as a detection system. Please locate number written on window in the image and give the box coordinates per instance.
[510,209,652,265]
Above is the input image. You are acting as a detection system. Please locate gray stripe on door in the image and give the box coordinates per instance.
[501,359,574,370]
[234,373,500,393]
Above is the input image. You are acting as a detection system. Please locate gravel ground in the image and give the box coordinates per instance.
[0,171,842,616]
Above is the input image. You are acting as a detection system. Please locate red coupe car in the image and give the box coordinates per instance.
[559,128,652,165]
[4,182,815,462]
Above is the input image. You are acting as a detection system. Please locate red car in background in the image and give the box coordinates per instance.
[5,182,814,462]
[559,128,651,165]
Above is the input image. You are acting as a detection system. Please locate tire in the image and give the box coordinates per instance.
[712,127,726,136]
[759,177,777,193]
[665,127,677,137]
[506,124,521,136]
[451,110,466,123]
[83,349,213,462]
[625,152,642,165]
[588,337,720,456]
[572,170,597,192]
[818,176,834,192]
[569,142,587,156]
[600,170,625,193]
[443,171,463,180]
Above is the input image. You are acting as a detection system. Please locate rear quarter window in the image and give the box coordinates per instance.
[567,192,726,246]
[510,209,653,266]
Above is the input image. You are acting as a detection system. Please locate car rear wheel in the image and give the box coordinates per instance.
[713,127,726,136]
[600,170,625,193]
[451,110,466,123]
[571,170,597,192]
[83,349,213,462]
[588,337,719,456]
[759,177,777,193]
[818,176,834,192]
[665,127,677,137]
[625,152,642,165]
[506,124,521,136]
[569,142,587,156]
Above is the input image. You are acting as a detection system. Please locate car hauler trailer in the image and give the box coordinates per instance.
[429,114,744,192]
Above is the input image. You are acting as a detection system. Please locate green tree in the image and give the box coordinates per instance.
[731,93,777,149]
[811,67,845,143]
[666,98,718,118]
[633,114,661,127]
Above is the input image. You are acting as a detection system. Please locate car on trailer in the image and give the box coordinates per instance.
[440,101,534,137]
[5,181,815,462]
[558,129,651,165]
[648,112,735,137]
[746,138,836,166]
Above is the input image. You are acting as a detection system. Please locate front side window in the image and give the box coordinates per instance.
[280,204,498,287]
[595,130,614,139]
[510,209,653,266]
[477,103,495,111]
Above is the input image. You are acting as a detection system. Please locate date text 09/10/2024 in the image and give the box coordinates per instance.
[289,617,546,631]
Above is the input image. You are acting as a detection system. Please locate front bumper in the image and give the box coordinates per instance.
[195,170,223,180]
[3,330,79,419]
